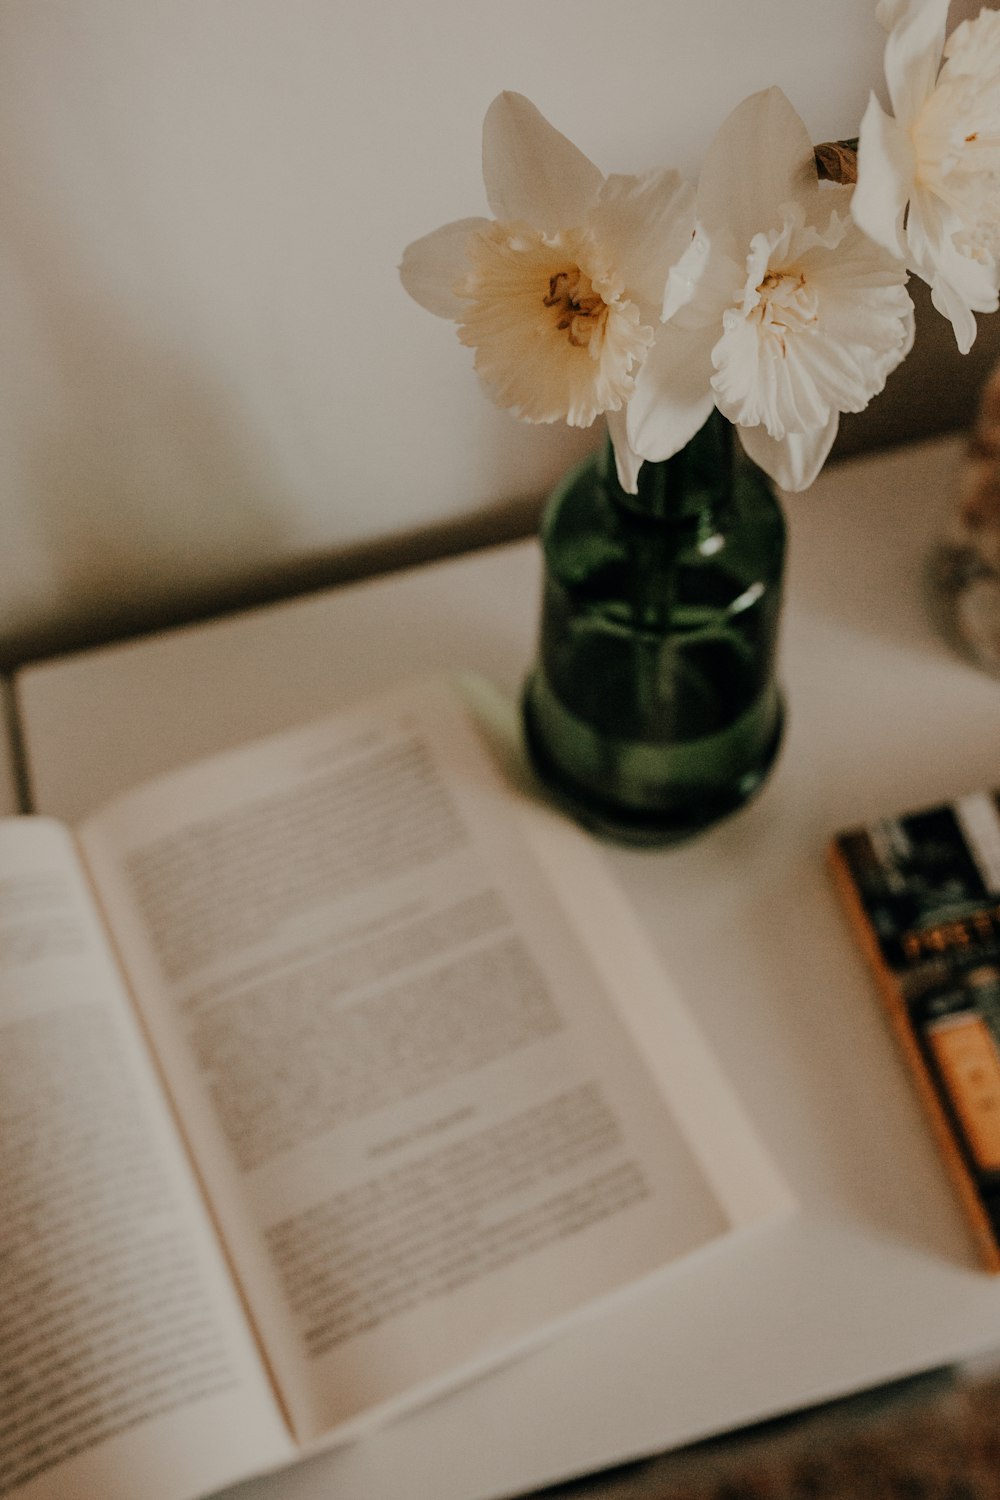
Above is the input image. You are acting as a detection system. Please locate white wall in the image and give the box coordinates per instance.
[0,1,987,655]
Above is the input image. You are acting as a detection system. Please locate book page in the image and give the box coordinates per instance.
[0,818,293,1500]
[78,678,790,1444]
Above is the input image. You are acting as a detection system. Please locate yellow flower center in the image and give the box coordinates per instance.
[749,268,819,356]
[542,269,609,349]
[454,222,652,427]
[713,206,912,448]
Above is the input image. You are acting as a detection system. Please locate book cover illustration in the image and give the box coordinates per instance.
[830,790,1000,1269]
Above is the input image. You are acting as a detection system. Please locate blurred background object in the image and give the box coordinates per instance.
[928,352,1000,676]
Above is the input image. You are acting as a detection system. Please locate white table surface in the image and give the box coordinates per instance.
[16,434,1000,1500]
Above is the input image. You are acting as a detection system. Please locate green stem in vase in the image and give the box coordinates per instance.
[522,410,786,846]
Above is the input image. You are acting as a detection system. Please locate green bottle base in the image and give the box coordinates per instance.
[521,673,785,849]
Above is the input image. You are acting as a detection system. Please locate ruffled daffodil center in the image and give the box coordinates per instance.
[739,266,821,352]
[542,267,613,350]
[453,222,653,427]
[711,206,912,444]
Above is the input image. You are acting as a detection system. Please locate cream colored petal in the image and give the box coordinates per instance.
[455,224,651,427]
[880,0,949,127]
[853,94,913,260]
[907,191,1000,350]
[696,88,815,249]
[943,8,1000,75]
[626,322,716,463]
[587,170,695,313]
[481,92,603,234]
[738,416,839,493]
[605,408,644,493]
[930,276,979,353]
[712,312,826,439]
[662,226,713,322]
[715,209,912,443]
[399,217,492,318]
[933,243,999,319]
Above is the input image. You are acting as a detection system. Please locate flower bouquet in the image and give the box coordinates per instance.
[401,0,1000,844]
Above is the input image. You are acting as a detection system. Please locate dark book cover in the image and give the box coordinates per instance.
[829,790,1000,1271]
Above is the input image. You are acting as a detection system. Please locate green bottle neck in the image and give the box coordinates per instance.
[600,409,734,527]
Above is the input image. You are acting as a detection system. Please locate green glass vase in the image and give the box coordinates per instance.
[522,410,786,847]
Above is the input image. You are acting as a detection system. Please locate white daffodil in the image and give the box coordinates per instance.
[400,91,695,490]
[853,0,1000,353]
[627,88,915,492]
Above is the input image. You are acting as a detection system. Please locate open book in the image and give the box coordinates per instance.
[2,675,792,1500]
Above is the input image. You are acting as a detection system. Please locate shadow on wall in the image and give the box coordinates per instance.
[14,338,569,667]
[5,183,999,669]
[27,321,293,645]
[0,154,595,668]
[1,167,294,663]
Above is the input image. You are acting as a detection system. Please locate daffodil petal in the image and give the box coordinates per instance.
[605,408,644,493]
[738,416,839,493]
[696,88,816,250]
[399,217,492,318]
[587,169,695,313]
[626,322,716,462]
[927,237,998,318]
[455,222,653,427]
[481,92,603,235]
[944,8,1000,76]
[662,225,713,322]
[713,192,911,461]
[907,191,999,350]
[930,276,979,353]
[853,94,912,260]
[880,0,948,127]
